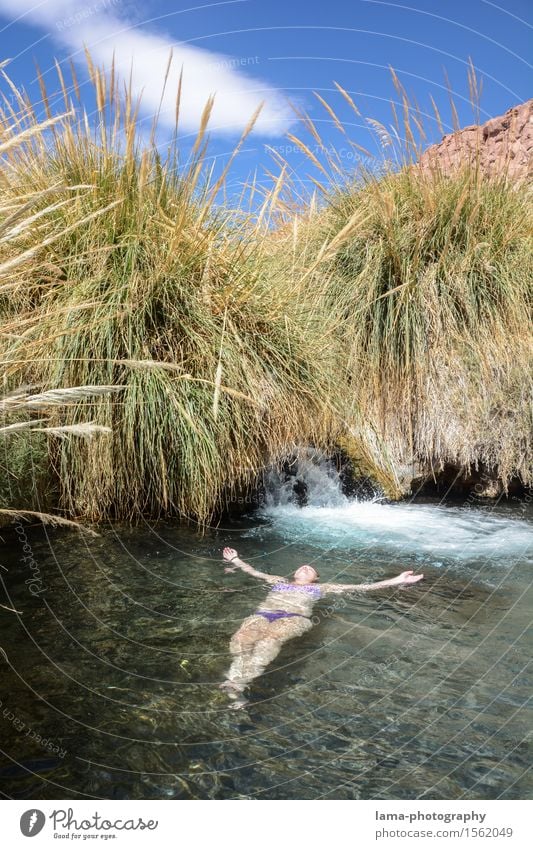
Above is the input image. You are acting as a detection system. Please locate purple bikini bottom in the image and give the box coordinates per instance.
[255,609,306,623]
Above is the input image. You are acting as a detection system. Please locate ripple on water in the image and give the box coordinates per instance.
[0,495,531,800]
[250,500,533,580]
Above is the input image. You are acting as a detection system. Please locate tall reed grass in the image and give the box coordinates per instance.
[0,57,530,523]
[0,59,339,522]
[270,85,532,491]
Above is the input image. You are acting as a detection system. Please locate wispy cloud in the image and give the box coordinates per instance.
[0,0,292,136]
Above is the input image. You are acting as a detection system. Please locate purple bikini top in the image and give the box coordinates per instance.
[272,582,321,597]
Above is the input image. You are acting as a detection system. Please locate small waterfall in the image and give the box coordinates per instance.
[255,448,533,570]
[263,448,353,509]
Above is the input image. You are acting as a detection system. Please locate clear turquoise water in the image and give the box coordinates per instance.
[0,482,531,799]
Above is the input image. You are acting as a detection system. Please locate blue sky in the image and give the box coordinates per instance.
[0,0,531,195]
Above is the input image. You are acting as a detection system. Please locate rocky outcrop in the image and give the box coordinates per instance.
[419,100,533,182]
[408,464,526,500]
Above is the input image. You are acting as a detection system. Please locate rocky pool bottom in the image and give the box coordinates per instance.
[0,481,531,800]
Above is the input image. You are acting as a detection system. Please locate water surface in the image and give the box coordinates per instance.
[0,470,531,799]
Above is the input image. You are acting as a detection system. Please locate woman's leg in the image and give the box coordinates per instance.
[222,616,269,695]
[234,636,283,688]
[223,616,313,699]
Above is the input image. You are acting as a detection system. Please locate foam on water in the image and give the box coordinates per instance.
[259,452,533,565]
[262,499,532,562]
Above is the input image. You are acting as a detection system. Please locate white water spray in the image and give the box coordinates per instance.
[263,449,350,509]
[259,450,533,566]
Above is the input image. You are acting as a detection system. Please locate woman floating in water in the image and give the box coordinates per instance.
[220,547,424,708]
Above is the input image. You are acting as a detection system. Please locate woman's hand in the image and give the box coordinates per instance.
[394,570,424,585]
[223,547,238,562]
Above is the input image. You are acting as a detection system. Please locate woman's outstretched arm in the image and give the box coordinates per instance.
[222,548,282,585]
[322,570,424,594]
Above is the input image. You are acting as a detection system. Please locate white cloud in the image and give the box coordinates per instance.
[0,0,292,136]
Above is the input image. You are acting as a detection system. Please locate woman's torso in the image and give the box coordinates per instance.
[259,582,321,618]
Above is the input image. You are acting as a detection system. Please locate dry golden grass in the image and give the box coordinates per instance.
[0,58,340,522]
[267,84,532,491]
[0,59,530,524]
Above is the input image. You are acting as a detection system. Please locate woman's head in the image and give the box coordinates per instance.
[293,564,319,584]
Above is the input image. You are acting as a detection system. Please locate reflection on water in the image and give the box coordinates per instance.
[0,489,531,799]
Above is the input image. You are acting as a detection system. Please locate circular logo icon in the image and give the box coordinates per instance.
[20,809,46,837]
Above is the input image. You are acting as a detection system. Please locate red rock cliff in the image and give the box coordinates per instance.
[418,100,533,182]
